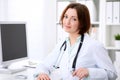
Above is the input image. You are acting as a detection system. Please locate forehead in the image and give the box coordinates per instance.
[65,8,78,17]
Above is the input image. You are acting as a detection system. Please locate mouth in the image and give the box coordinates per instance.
[64,25,71,28]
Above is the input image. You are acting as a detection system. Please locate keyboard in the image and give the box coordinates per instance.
[0,67,27,74]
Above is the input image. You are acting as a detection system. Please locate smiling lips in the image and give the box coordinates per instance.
[64,25,71,28]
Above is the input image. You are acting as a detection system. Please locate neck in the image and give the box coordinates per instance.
[69,33,80,46]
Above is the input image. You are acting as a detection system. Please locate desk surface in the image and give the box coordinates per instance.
[0,68,36,80]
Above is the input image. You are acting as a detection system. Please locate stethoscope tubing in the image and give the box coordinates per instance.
[53,34,84,71]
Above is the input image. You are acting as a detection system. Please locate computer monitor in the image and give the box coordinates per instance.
[0,22,28,68]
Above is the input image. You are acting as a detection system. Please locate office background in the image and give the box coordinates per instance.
[0,0,120,80]
[0,0,57,61]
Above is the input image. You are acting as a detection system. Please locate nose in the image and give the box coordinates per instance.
[66,18,71,25]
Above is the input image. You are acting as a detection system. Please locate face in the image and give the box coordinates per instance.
[62,8,79,34]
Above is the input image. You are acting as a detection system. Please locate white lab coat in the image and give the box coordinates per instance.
[34,33,117,80]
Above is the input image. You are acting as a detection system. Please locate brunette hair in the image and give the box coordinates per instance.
[60,3,91,34]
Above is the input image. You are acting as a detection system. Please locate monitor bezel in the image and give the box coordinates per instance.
[0,21,28,68]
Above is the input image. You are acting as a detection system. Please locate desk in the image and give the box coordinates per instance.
[0,68,36,80]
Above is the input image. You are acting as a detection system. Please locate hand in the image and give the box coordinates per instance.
[72,68,89,80]
[37,73,50,80]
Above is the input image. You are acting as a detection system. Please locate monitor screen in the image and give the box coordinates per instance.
[0,22,28,67]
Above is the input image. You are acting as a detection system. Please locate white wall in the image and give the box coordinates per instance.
[0,0,57,61]
[0,0,8,20]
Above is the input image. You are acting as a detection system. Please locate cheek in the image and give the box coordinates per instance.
[72,23,79,29]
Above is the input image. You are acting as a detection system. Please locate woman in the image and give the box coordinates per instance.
[35,3,117,80]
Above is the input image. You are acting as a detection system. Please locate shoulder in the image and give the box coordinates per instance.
[84,33,104,49]
[83,33,108,57]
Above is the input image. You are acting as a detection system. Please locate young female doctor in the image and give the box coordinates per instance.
[35,3,117,80]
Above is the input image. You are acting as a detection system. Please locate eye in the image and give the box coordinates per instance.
[64,15,68,19]
[71,17,77,21]
[73,18,77,21]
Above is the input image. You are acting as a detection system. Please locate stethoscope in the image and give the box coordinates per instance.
[53,34,84,72]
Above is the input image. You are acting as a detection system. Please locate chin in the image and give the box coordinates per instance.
[64,30,70,33]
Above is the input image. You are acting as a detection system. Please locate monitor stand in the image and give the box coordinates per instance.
[0,67,27,74]
[0,63,27,74]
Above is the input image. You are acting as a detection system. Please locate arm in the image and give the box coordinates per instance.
[34,41,63,78]
[88,43,117,80]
